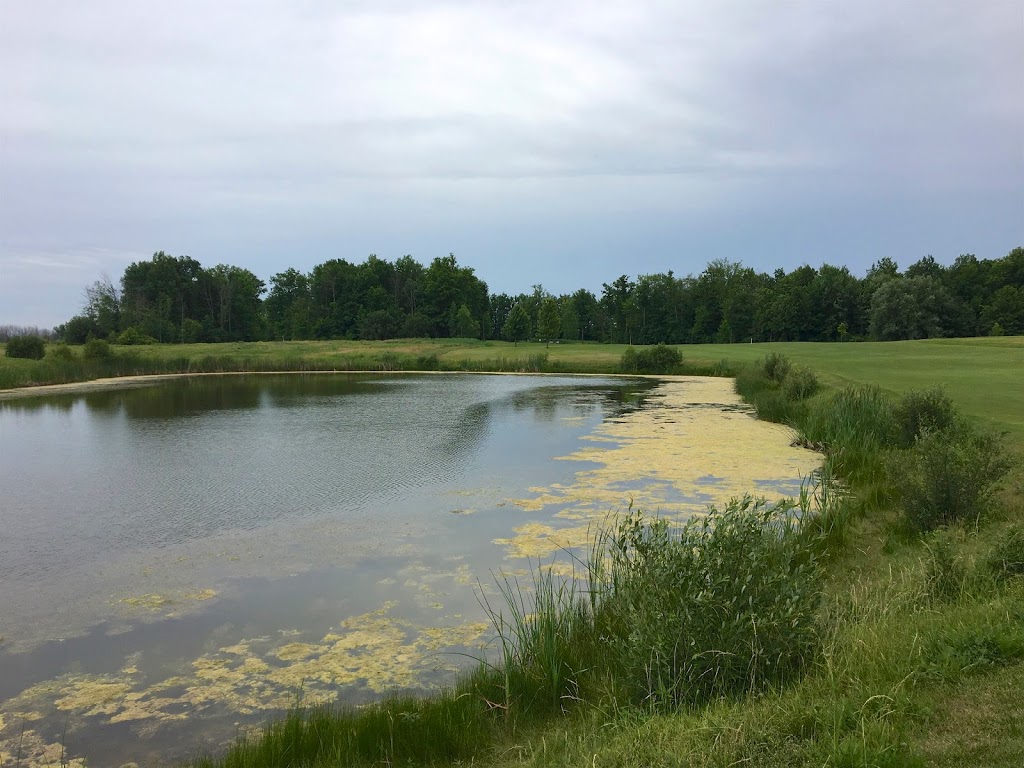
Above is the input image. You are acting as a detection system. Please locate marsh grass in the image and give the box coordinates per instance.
[189,694,492,768]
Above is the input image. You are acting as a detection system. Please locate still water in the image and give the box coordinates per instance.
[0,373,817,766]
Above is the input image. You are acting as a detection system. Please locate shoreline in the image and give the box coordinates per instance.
[0,369,687,401]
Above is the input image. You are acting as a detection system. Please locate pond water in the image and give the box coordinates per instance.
[0,373,819,767]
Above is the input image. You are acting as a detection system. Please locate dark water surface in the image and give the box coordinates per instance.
[0,373,654,766]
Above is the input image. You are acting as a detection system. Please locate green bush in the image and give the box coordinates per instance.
[47,343,76,361]
[415,353,440,371]
[116,326,158,345]
[181,318,204,343]
[82,338,113,360]
[595,498,822,706]
[4,334,46,359]
[893,387,957,448]
[892,425,1012,532]
[762,352,792,383]
[619,344,682,374]
[784,366,821,401]
[986,525,1024,583]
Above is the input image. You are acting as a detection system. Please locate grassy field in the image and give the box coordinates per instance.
[3,337,1022,767]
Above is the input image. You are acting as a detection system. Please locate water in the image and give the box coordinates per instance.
[0,373,817,766]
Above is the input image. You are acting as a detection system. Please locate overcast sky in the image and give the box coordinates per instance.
[2,1,1022,327]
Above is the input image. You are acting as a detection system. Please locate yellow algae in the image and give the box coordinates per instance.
[0,730,87,768]
[539,560,580,578]
[499,378,820,561]
[119,593,173,610]
[54,681,131,716]
[274,643,321,661]
[183,588,218,601]
[494,521,596,559]
[118,586,217,614]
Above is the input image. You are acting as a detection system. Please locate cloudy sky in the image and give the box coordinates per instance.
[2,1,1021,327]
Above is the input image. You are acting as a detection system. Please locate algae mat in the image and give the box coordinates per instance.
[497,377,821,561]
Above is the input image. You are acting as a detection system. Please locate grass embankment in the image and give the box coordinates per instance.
[2,337,1021,765]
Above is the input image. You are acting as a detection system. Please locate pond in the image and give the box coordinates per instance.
[0,373,819,767]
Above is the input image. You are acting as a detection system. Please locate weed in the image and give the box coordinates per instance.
[985,525,1024,583]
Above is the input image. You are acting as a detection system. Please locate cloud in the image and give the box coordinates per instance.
[1,0,1021,325]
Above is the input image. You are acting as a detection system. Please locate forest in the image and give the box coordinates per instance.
[54,247,1024,346]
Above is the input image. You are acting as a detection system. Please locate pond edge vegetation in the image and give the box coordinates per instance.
[158,350,1021,768]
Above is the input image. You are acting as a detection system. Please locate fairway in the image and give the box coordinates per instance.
[676,337,1024,446]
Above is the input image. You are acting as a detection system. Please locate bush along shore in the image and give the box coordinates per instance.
[170,352,1023,768]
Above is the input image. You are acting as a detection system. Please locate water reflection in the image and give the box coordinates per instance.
[0,373,663,766]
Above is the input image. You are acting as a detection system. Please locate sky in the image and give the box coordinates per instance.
[1,1,1022,327]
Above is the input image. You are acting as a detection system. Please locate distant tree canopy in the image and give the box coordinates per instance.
[56,247,1023,344]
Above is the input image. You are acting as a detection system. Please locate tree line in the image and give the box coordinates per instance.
[56,247,1023,345]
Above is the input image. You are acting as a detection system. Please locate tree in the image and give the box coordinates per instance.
[537,297,561,345]
[980,285,1024,335]
[266,268,312,340]
[503,303,531,346]
[449,304,481,338]
[83,275,121,338]
[869,276,954,340]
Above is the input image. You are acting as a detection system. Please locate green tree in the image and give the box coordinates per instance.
[503,303,531,346]
[83,275,121,338]
[266,268,313,340]
[537,297,561,345]
[869,276,953,340]
[449,304,481,338]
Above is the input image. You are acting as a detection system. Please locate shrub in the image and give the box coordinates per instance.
[116,326,158,345]
[48,343,75,361]
[415,353,440,371]
[893,387,957,448]
[784,366,821,401]
[986,525,1024,583]
[619,344,682,374]
[892,425,1012,532]
[594,498,822,706]
[82,338,113,360]
[5,334,46,359]
[762,352,792,383]
[181,318,204,343]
